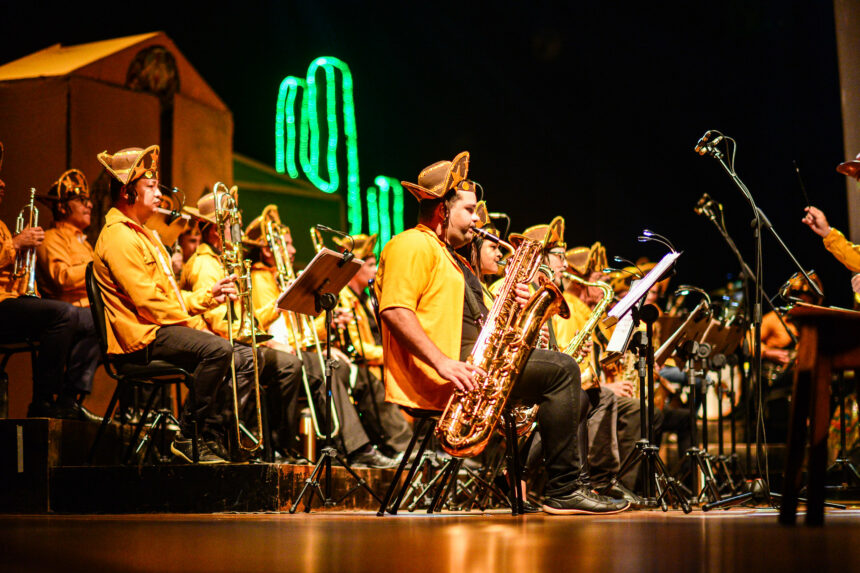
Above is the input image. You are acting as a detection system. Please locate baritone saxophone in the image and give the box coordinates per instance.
[436,222,569,458]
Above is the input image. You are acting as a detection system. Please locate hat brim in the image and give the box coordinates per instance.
[837,160,860,180]
[402,181,444,201]
[182,206,217,226]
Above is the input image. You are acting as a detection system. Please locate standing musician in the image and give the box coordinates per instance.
[376,151,626,514]
[242,210,399,468]
[92,145,239,464]
[179,192,303,461]
[34,169,101,417]
[0,143,98,421]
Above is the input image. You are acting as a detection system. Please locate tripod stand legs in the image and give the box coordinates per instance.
[605,439,692,513]
[290,447,384,513]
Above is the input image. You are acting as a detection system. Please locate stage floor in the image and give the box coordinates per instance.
[2,508,859,572]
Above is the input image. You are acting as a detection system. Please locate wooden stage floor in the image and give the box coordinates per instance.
[2,508,859,572]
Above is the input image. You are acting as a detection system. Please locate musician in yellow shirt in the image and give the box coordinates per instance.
[93,145,238,463]
[378,152,625,514]
[242,211,398,467]
[179,192,304,461]
[0,144,92,421]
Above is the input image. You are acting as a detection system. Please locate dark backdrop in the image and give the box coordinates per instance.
[1,0,854,305]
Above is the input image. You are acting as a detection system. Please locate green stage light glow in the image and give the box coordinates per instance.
[276,57,402,237]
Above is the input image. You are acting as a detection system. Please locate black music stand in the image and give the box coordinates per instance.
[601,252,691,513]
[278,248,382,512]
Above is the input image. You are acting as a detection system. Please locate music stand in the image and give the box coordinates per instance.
[278,248,382,512]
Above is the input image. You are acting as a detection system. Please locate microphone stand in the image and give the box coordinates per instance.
[697,135,821,511]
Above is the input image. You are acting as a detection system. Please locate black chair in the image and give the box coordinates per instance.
[368,280,525,515]
[85,262,195,464]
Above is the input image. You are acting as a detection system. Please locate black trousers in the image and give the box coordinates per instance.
[0,296,75,401]
[121,325,232,435]
[509,348,583,497]
[66,306,100,395]
[350,365,413,454]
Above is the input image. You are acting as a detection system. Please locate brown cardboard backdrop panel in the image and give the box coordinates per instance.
[0,78,68,224]
[172,93,233,205]
[76,33,226,112]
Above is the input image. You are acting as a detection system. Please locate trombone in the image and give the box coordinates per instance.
[261,208,340,438]
[213,182,269,453]
[13,188,39,297]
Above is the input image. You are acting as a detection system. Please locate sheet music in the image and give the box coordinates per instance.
[605,251,681,325]
[604,280,642,356]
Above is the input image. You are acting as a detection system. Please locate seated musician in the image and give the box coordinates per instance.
[179,192,303,462]
[331,233,413,455]
[376,151,626,514]
[0,143,98,421]
[34,169,101,418]
[93,145,238,463]
[242,208,399,468]
[555,242,643,502]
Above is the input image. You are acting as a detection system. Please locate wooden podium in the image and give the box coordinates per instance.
[780,303,860,525]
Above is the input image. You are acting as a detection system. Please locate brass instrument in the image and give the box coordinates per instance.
[436,226,570,458]
[13,188,39,297]
[513,271,615,433]
[213,182,269,452]
[260,209,339,438]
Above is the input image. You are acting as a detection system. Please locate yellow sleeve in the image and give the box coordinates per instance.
[343,290,384,364]
[183,253,232,337]
[822,228,860,273]
[36,230,87,293]
[250,269,282,332]
[101,225,196,325]
[0,221,17,269]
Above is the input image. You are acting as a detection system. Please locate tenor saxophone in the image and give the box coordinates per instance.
[436,230,569,458]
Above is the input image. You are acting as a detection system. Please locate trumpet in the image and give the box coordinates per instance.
[213,182,269,453]
[13,188,39,297]
[261,208,339,438]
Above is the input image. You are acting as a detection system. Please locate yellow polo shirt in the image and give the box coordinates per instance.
[375,225,465,410]
[179,243,236,338]
[94,208,218,354]
[36,220,94,307]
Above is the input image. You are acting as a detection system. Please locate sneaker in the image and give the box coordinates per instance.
[170,433,227,464]
[348,446,400,469]
[542,485,631,515]
[603,482,647,508]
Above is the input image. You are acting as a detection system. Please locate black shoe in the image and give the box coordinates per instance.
[170,433,227,464]
[52,399,103,423]
[27,399,54,418]
[521,500,542,514]
[348,446,400,469]
[542,486,631,515]
[202,434,233,463]
[603,482,647,508]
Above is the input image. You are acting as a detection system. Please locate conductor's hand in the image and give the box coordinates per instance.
[802,206,831,237]
[212,274,239,304]
[514,282,531,309]
[852,273,860,295]
[437,357,485,394]
[13,226,44,249]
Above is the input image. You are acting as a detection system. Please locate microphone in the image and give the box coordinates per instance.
[694,131,724,155]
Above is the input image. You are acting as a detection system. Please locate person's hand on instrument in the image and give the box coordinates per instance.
[852,273,860,295]
[436,357,485,393]
[514,282,531,309]
[12,226,44,249]
[212,274,239,303]
[605,380,635,398]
